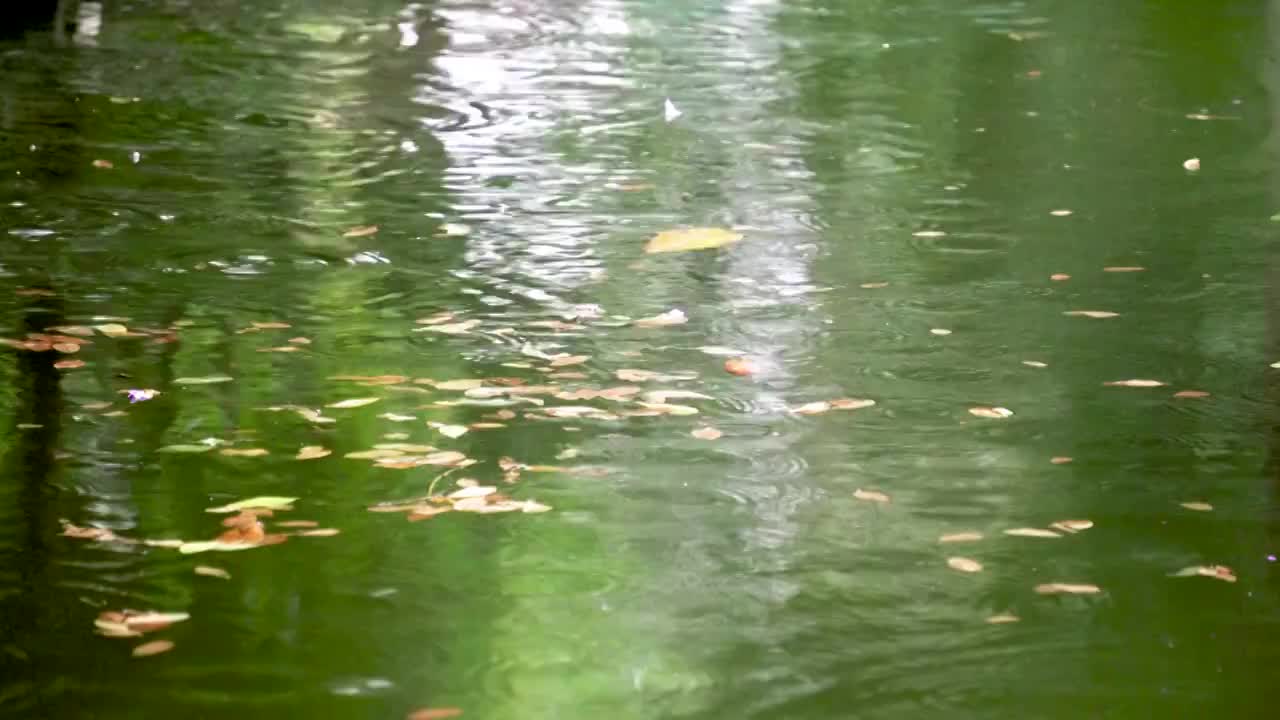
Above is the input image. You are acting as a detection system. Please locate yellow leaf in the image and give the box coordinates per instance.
[1180,501,1213,512]
[296,446,331,460]
[645,227,743,254]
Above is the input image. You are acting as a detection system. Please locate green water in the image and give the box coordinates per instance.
[2,0,1279,717]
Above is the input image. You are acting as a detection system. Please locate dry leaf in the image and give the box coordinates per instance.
[428,422,469,439]
[1049,209,1073,216]
[947,557,983,573]
[1180,501,1213,512]
[1063,311,1118,319]
[1173,390,1210,398]
[853,488,890,504]
[1022,360,1048,368]
[327,397,381,408]
[1103,379,1165,388]
[219,448,269,457]
[206,497,297,513]
[1004,528,1061,538]
[968,406,1013,419]
[724,358,754,376]
[1034,583,1101,595]
[985,614,1020,624]
[1103,266,1145,273]
[1050,456,1073,464]
[1050,273,1071,281]
[634,309,688,328]
[1172,565,1235,582]
[1183,157,1201,171]
[194,566,230,580]
[174,375,234,385]
[408,708,463,720]
[930,328,952,336]
[95,323,130,337]
[296,446,331,460]
[644,227,742,254]
[860,282,890,289]
[343,225,379,238]
[54,360,87,369]
[939,532,983,543]
[548,355,589,367]
[1049,519,1092,533]
[691,427,723,440]
[132,640,175,658]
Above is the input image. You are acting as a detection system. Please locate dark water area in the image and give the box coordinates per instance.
[2,0,1280,717]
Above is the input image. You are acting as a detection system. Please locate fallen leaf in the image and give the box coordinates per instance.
[449,486,498,500]
[1050,209,1073,216]
[408,708,463,720]
[1180,501,1214,512]
[157,444,214,454]
[791,401,831,415]
[54,359,87,369]
[95,323,130,337]
[912,230,946,238]
[948,557,983,573]
[194,566,231,580]
[549,355,589,367]
[634,309,688,328]
[132,640,175,658]
[853,488,890,504]
[178,540,267,554]
[297,528,340,537]
[724,358,755,376]
[985,614,1020,624]
[52,342,80,353]
[1022,361,1048,368]
[428,422,469,439]
[347,449,407,460]
[1004,528,1061,538]
[1173,390,1210,398]
[1103,266,1145,273]
[1050,456,1073,464]
[830,398,876,411]
[645,227,742,254]
[206,497,297,513]
[327,397,381,408]
[219,448,269,457]
[419,320,481,335]
[1183,157,1201,171]
[930,328,952,336]
[275,520,319,528]
[1050,273,1071,281]
[968,406,1013,419]
[860,282,890,289]
[433,379,486,391]
[1172,565,1235,582]
[1034,583,1101,595]
[93,159,114,169]
[1103,379,1166,388]
[691,427,723,440]
[379,412,418,422]
[1063,311,1118,319]
[1049,519,1093,533]
[939,532,983,543]
[343,225,379,238]
[174,375,234,385]
[296,446,331,460]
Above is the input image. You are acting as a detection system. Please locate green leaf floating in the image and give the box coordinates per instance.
[206,496,298,513]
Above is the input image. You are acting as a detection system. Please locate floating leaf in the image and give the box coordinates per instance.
[697,346,748,356]
[860,282,890,289]
[1022,360,1048,368]
[174,375,234,385]
[1050,273,1071,281]
[691,427,723,440]
[1103,266,1145,273]
[1049,209,1073,216]
[853,488,890,504]
[194,566,231,580]
[327,397,381,408]
[54,359,87,369]
[642,390,713,404]
[132,640,175,658]
[434,379,486,391]
[1103,379,1165,388]
[206,497,297,513]
[1180,501,1213,512]
[297,528,340,537]
[94,323,130,337]
[947,557,983,573]
[157,444,214,454]
[1050,519,1093,533]
[1004,528,1061,538]
[1034,583,1101,595]
[219,448,269,457]
[930,328,952,336]
[939,532,984,543]
[374,443,437,453]
[724,358,755,376]
[912,230,946,238]
[178,539,277,554]
[986,614,1020,624]
[449,486,498,500]
[1173,390,1210,398]
[1183,157,1201,171]
[343,224,379,238]
[644,227,742,254]
[408,708,463,720]
[1063,311,1118,319]
[380,412,418,422]
[633,309,688,328]
[548,355,589,367]
[419,320,481,335]
[1050,456,1073,464]
[347,449,406,460]
[1171,565,1235,582]
[968,406,1013,419]
[428,422,469,439]
[296,446,331,460]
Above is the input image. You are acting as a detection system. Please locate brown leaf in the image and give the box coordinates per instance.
[947,557,983,573]
[93,159,114,169]
[1034,582,1101,595]
[408,708,463,720]
[343,225,379,238]
[853,488,890,504]
[54,359,87,369]
[132,640,175,657]
[724,358,755,376]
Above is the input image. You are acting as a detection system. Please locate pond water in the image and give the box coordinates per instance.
[3,0,1280,718]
